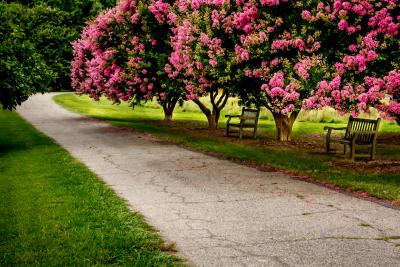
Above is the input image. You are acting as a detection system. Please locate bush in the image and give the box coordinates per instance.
[0,3,54,110]
[2,0,116,92]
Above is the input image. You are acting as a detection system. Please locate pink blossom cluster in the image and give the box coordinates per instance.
[271,38,320,53]
[306,0,400,120]
[149,0,171,23]
[261,72,300,114]
[168,1,235,98]
[294,57,321,80]
[71,0,182,107]
[383,70,400,118]
[71,7,129,101]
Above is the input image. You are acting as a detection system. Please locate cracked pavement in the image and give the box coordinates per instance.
[18,94,400,267]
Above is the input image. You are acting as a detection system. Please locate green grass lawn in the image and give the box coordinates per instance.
[0,109,182,266]
[54,93,400,205]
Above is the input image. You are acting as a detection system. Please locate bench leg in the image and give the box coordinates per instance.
[325,133,331,153]
[371,146,375,161]
[350,144,355,161]
[239,128,243,139]
[253,127,257,139]
[226,125,230,137]
[343,144,346,155]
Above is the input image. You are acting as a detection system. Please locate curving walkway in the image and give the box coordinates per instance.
[18,93,400,267]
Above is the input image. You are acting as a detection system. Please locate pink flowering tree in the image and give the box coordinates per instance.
[229,0,329,141]
[303,0,400,125]
[71,0,185,121]
[167,0,245,129]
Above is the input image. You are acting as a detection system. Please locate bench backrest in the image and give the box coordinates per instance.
[345,116,380,144]
[241,108,260,126]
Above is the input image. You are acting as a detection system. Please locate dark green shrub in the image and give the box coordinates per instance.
[0,0,115,109]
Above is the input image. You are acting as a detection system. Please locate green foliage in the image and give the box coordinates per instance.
[0,0,116,109]
[0,3,55,110]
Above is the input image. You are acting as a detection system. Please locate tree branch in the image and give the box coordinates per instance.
[218,90,229,110]
[192,98,211,115]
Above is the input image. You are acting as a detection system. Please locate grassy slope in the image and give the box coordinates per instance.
[54,93,400,204]
[0,110,182,266]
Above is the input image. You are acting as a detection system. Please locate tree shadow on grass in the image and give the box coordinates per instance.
[0,143,27,153]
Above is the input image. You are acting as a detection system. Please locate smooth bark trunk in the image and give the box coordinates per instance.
[161,99,178,121]
[192,89,228,129]
[205,112,219,129]
[272,112,299,141]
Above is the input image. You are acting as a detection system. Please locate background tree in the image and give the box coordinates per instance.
[1,0,115,109]
[3,0,116,91]
[0,2,55,110]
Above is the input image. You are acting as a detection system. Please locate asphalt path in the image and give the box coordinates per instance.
[18,93,400,267]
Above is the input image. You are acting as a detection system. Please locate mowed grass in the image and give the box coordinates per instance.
[54,93,400,204]
[0,109,182,266]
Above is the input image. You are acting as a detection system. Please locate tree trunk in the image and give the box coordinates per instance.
[163,108,173,121]
[162,99,178,121]
[192,88,229,129]
[193,98,215,128]
[272,112,299,141]
[192,98,222,129]
[396,115,400,126]
[205,113,219,129]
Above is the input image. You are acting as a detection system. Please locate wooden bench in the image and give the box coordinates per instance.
[324,116,381,160]
[225,108,260,139]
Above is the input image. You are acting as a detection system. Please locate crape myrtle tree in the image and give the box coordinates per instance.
[71,0,185,120]
[167,0,244,129]
[303,0,400,125]
[230,0,328,141]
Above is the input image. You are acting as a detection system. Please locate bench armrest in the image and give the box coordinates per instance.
[323,126,347,131]
[325,126,347,146]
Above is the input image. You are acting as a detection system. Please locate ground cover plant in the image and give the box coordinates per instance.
[54,93,400,205]
[0,109,182,266]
